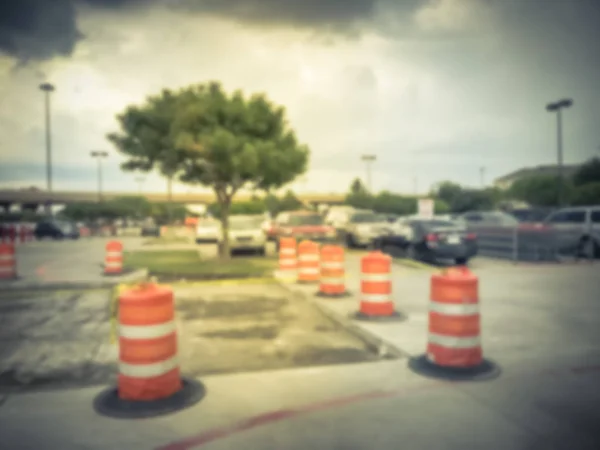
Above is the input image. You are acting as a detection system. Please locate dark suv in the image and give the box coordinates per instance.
[34,220,80,240]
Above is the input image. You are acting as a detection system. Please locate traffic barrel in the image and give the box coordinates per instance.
[317,245,348,297]
[277,237,297,281]
[354,251,403,321]
[408,266,500,381]
[0,243,17,280]
[297,240,320,283]
[93,283,205,418]
[104,241,123,276]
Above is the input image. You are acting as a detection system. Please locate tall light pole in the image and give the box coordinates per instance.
[546,98,573,206]
[361,154,376,192]
[39,82,55,214]
[90,151,108,202]
[480,166,486,188]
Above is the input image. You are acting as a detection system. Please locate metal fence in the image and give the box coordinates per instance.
[466,224,583,263]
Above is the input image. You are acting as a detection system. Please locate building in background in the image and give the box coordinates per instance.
[494,164,580,190]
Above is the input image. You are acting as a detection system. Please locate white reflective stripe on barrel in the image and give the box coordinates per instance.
[119,320,176,340]
[320,277,344,285]
[119,355,178,378]
[321,262,343,269]
[428,333,480,348]
[361,293,390,303]
[429,301,479,316]
[362,273,390,282]
[299,267,319,275]
[105,262,123,268]
[0,255,14,261]
[298,254,319,262]
[280,249,296,256]
[106,251,122,257]
[280,260,296,267]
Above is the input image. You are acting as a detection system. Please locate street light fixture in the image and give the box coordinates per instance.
[361,154,377,192]
[90,151,109,202]
[546,98,573,206]
[39,82,55,214]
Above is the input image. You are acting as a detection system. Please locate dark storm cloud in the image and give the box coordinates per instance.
[174,0,378,30]
[0,0,151,61]
[0,0,82,61]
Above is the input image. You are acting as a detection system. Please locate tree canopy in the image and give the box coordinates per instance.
[108,81,310,257]
[572,157,600,187]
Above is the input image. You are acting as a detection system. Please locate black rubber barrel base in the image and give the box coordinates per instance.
[93,377,205,419]
[408,354,501,381]
[352,310,407,323]
[315,291,351,299]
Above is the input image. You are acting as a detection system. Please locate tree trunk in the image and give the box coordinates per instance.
[218,196,231,260]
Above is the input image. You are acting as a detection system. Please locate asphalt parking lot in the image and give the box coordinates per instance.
[1,238,599,449]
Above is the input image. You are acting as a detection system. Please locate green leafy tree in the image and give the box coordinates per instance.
[350,177,368,196]
[277,190,304,212]
[570,182,600,206]
[572,157,600,187]
[372,191,416,215]
[172,82,309,258]
[509,175,571,207]
[107,89,183,220]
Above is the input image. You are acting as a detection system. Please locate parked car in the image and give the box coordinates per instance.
[34,219,80,240]
[458,211,519,227]
[195,218,221,244]
[141,218,160,237]
[343,210,389,248]
[509,207,555,224]
[324,206,356,230]
[374,218,478,265]
[224,215,267,256]
[543,206,600,258]
[274,211,337,247]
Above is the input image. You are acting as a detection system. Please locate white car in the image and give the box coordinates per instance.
[344,211,389,247]
[195,219,221,243]
[222,215,267,255]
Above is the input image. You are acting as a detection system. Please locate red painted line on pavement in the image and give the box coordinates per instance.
[156,363,600,450]
[155,388,430,450]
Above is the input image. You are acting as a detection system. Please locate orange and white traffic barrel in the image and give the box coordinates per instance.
[317,245,347,297]
[408,266,500,381]
[355,251,402,320]
[104,241,123,275]
[297,240,320,283]
[118,284,181,400]
[0,243,17,280]
[93,283,204,418]
[277,237,297,281]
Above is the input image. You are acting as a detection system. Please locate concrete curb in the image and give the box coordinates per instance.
[0,268,149,292]
[276,280,408,361]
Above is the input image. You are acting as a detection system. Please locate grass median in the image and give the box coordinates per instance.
[123,250,278,281]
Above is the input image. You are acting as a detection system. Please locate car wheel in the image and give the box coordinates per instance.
[579,238,597,259]
[382,244,402,258]
[345,233,355,249]
[455,257,468,266]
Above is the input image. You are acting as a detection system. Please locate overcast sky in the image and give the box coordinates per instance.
[0,0,599,196]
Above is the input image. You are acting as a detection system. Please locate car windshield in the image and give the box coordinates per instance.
[229,217,263,230]
[350,213,385,223]
[288,214,324,226]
